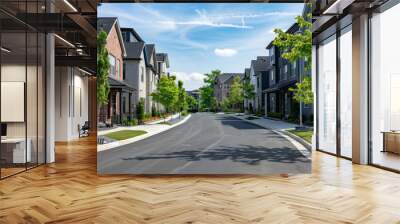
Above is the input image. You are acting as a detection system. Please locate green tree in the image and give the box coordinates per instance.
[136,98,145,124]
[227,76,244,111]
[243,79,255,99]
[242,78,255,112]
[176,80,187,118]
[272,5,313,126]
[186,95,198,111]
[199,70,220,111]
[289,76,313,105]
[97,30,110,107]
[152,76,178,115]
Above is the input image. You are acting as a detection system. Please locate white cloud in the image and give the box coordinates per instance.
[159,20,252,29]
[214,48,238,57]
[171,72,205,91]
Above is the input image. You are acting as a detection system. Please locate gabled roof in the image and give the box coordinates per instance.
[124,42,145,60]
[97,17,126,57]
[156,53,169,68]
[244,68,251,78]
[121,27,144,42]
[108,76,135,92]
[251,56,270,74]
[216,73,244,84]
[144,44,155,65]
[97,17,116,34]
[266,22,300,49]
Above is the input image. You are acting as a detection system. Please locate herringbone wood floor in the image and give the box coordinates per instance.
[1,135,400,224]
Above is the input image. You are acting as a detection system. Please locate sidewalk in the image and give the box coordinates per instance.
[233,114,312,152]
[97,114,191,152]
[241,116,298,131]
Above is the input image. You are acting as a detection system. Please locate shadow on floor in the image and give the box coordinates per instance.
[122,145,310,166]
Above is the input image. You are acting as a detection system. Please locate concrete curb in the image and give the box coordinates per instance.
[146,113,180,125]
[97,114,191,152]
[282,130,312,151]
[232,115,311,157]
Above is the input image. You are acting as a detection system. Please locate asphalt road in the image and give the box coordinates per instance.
[98,113,311,174]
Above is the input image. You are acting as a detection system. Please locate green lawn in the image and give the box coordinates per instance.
[104,130,147,141]
[287,129,313,143]
[159,122,172,125]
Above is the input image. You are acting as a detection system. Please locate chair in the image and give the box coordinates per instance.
[79,121,90,138]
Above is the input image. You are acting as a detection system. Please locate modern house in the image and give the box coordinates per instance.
[97,17,135,125]
[264,22,313,123]
[0,0,97,179]
[156,53,169,76]
[187,89,200,111]
[312,0,400,172]
[155,53,170,112]
[121,27,147,117]
[214,73,244,110]
[243,68,252,112]
[249,56,270,114]
[144,44,158,114]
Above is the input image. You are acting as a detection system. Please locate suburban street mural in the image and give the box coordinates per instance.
[97,3,312,174]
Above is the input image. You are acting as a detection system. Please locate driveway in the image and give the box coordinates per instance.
[98,113,311,174]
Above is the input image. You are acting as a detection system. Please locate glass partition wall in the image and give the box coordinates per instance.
[317,34,337,155]
[0,5,46,179]
[339,26,352,159]
[370,3,400,171]
[316,25,353,159]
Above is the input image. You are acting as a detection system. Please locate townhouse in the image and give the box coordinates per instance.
[144,44,159,114]
[97,17,135,125]
[121,28,147,115]
[214,73,244,110]
[312,0,400,172]
[263,22,313,123]
[97,19,171,121]
[249,56,270,114]
[243,68,252,112]
[155,53,170,112]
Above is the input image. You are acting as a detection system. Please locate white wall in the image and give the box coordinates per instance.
[54,67,89,141]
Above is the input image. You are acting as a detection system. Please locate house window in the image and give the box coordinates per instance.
[270,70,275,84]
[141,67,144,82]
[270,93,276,112]
[123,62,126,80]
[257,77,260,88]
[108,54,116,76]
[116,59,120,78]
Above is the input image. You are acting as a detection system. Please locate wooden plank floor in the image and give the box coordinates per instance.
[1,135,400,223]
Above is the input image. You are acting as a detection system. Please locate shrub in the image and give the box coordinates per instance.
[136,98,145,124]
[181,111,188,116]
[121,117,129,126]
[267,112,282,119]
[151,105,157,117]
[255,110,263,117]
[129,118,138,126]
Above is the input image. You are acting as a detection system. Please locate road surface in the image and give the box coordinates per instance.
[98,113,311,174]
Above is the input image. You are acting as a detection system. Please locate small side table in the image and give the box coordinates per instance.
[381,131,400,154]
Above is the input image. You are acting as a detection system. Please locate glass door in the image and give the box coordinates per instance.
[339,25,352,158]
[317,34,337,154]
[370,2,400,171]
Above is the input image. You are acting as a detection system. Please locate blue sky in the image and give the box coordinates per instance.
[99,3,304,90]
